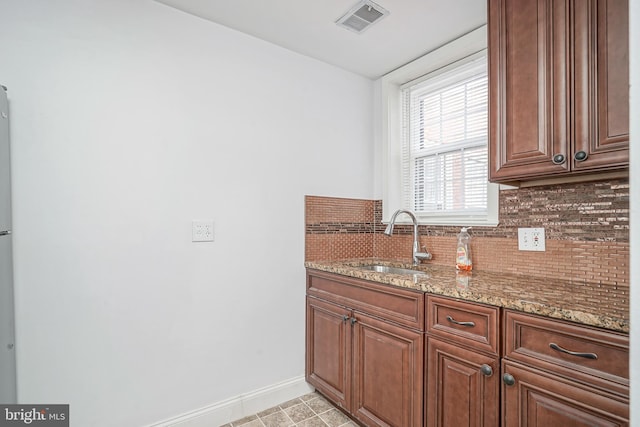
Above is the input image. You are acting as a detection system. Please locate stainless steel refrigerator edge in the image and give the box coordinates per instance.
[0,85,17,403]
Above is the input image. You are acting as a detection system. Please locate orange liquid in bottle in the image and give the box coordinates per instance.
[456,264,473,271]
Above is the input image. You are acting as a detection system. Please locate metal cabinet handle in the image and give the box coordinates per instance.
[0,230,11,236]
[552,154,566,165]
[480,364,493,377]
[503,373,515,386]
[446,315,475,327]
[549,342,598,360]
[350,317,358,325]
[574,151,588,162]
[342,315,350,322]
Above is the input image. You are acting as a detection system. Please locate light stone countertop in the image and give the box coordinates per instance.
[305,259,629,333]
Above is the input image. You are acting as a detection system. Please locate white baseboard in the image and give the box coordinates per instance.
[148,376,314,427]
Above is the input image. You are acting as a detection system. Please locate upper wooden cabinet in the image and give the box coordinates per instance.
[488,0,629,183]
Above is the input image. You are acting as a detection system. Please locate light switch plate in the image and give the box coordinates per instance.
[518,228,545,251]
[192,220,214,242]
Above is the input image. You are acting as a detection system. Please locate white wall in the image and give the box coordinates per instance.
[0,1,374,425]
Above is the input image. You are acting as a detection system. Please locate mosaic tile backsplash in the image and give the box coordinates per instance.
[305,178,629,285]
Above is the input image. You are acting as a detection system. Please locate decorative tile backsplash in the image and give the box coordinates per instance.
[304,196,375,261]
[305,178,629,285]
[496,180,629,241]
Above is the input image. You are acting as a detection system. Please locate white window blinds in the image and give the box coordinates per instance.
[401,54,489,217]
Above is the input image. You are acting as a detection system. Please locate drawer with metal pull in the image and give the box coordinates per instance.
[427,295,500,355]
[307,269,425,331]
[504,309,629,396]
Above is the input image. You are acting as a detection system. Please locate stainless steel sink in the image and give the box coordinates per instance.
[359,264,427,276]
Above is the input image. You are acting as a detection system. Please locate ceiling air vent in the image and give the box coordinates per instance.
[336,0,389,34]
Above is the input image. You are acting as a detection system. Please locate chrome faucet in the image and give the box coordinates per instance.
[384,209,432,265]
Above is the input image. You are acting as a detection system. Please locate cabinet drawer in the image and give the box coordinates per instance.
[427,295,500,355]
[504,310,629,396]
[307,269,424,331]
[502,360,629,427]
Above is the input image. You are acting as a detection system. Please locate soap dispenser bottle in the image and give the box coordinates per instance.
[455,227,472,271]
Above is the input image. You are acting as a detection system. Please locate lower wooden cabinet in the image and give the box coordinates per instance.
[502,309,629,427]
[502,360,629,427]
[426,296,501,427]
[305,270,630,427]
[352,312,423,427]
[426,337,500,427]
[306,285,424,427]
[305,296,351,409]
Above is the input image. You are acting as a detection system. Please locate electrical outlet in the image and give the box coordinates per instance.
[192,220,214,242]
[518,227,545,251]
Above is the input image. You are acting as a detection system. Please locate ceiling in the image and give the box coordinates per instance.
[154,0,487,80]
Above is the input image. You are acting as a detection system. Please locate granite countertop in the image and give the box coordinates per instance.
[305,259,629,333]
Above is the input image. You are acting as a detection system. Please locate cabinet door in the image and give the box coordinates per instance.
[352,312,423,427]
[573,0,629,171]
[502,360,629,427]
[426,337,499,427]
[489,0,570,181]
[305,296,352,410]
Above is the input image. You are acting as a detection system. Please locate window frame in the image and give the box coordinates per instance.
[379,25,499,226]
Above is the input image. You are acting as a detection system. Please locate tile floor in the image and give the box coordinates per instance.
[221,392,358,427]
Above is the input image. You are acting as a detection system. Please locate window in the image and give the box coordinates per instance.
[379,26,498,226]
[402,56,488,216]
